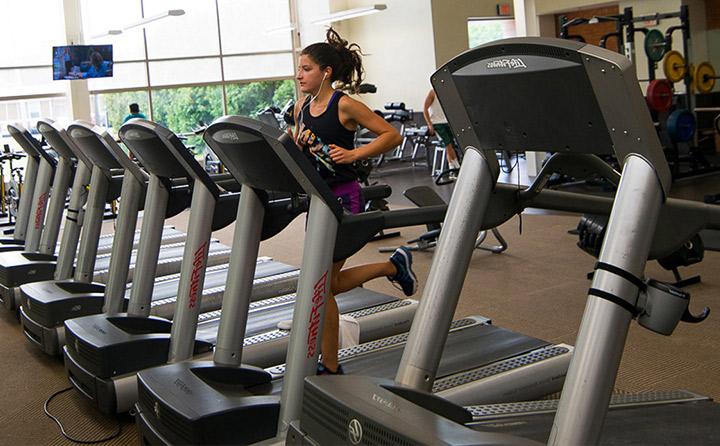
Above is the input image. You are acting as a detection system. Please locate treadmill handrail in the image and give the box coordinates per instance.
[7,122,53,165]
[205,116,344,222]
[68,120,149,184]
[120,119,222,199]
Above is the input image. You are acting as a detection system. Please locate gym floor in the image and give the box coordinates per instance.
[0,156,718,445]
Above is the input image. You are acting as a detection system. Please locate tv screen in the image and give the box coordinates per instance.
[53,45,113,80]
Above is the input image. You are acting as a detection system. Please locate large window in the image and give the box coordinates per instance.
[468,18,517,48]
[84,0,296,129]
[144,0,221,59]
[82,0,146,62]
[2,0,297,149]
[217,0,292,54]
[0,2,66,68]
[226,79,296,117]
[0,97,71,149]
[152,85,223,157]
[152,86,223,133]
[90,91,150,132]
[0,0,67,146]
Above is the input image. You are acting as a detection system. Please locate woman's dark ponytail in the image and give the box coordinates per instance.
[301,27,364,93]
[325,28,364,93]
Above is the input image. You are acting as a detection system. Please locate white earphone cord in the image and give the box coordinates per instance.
[295,72,328,145]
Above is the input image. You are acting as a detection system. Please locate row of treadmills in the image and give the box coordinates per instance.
[2,109,572,439]
[2,37,719,445]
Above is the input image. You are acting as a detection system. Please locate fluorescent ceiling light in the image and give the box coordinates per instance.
[312,4,387,25]
[90,9,185,39]
[265,24,296,34]
[122,9,185,31]
[91,29,119,39]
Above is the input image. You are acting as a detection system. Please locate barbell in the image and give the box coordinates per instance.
[663,51,718,93]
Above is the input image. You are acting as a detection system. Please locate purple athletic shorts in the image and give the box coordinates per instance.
[330,181,364,214]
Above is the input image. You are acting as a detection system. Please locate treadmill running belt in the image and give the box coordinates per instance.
[341,324,548,379]
[94,242,227,272]
[147,261,296,302]
[195,287,397,343]
[261,322,548,397]
[472,399,720,445]
[95,227,184,253]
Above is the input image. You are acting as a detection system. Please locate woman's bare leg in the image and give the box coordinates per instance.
[320,253,409,371]
[446,143,458,162]
[332,261,396,295]
[320,260,397,371]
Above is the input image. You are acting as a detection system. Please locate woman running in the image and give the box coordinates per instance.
[293,28,418,375]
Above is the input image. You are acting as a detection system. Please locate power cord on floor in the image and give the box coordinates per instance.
[499,151,520,175]
[515,151,522,235]
[44,387,123,444]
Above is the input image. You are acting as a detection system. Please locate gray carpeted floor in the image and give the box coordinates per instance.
[0,207,717,445]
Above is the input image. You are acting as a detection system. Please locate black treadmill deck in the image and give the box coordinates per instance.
[472,397,720,445]
[135,319,551,445]
[62,260,298,378]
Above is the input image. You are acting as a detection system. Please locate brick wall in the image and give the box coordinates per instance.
[708,0,720,30]
[555,6,621,53]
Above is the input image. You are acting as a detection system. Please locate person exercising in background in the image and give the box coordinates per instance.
[423,88,460,174]
[293,28,417,375]
[123,103,147,123]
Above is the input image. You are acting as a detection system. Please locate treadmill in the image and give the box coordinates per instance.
[63,120,417,415]
[2,121,188,313]
[0,123,48,251]
[61,119,300,413]
[0,149,27,229]
[0,123,58,309]
[290,38,720,445]
[131,117,576,446]
[19,120,232,355]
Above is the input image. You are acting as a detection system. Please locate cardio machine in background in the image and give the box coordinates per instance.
[0,144,25,228]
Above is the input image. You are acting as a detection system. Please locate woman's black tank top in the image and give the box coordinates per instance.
[300,90,358,185]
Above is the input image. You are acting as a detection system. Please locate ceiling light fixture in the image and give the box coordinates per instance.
[90,9,185,39]
[265,24,296,35]
[312,4,387,25]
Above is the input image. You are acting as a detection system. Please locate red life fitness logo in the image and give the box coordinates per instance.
[306,271,328,358]
[188,241,208,309]
[34,192,48,230]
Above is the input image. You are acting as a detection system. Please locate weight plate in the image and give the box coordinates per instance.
[644,29,666,62]
[646,79,673,113]
[667,109,696,142]
[696,62,716,94]
[663,50,686,83]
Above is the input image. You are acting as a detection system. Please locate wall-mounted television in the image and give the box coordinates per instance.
[52,45,113,80]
